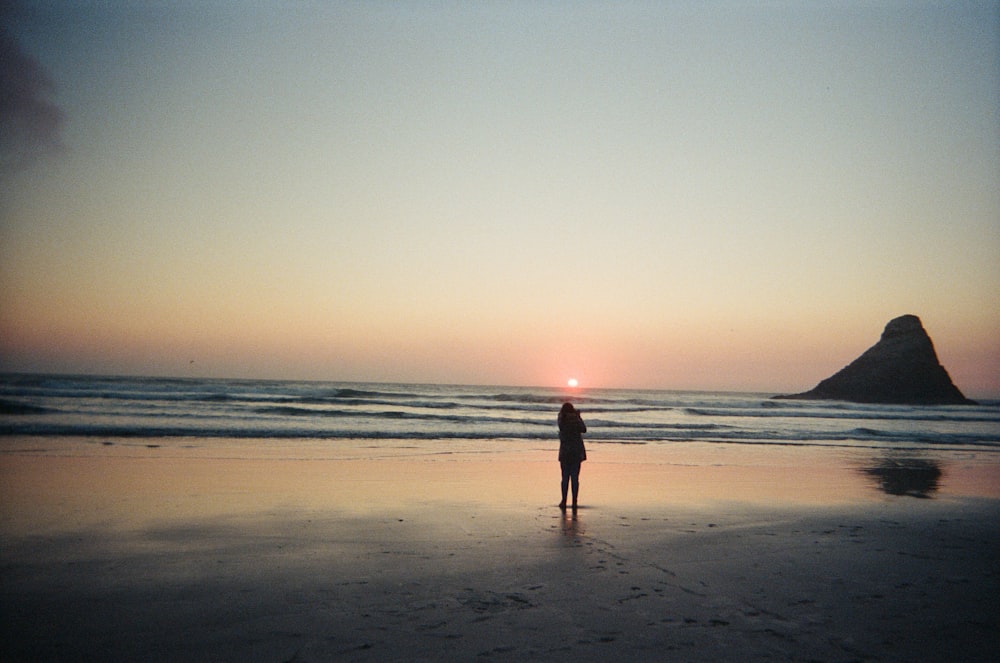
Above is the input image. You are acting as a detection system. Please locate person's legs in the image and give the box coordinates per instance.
[570,463,581,507]
[559,462,570,508]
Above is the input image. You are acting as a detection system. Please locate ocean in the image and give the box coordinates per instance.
[1,374,998,457]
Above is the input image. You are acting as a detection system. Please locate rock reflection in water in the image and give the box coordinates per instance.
[862,457,942,498]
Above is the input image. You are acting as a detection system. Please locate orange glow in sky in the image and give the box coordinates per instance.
[1,3,998,396]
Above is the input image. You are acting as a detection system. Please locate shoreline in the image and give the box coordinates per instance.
[2,442,999,661]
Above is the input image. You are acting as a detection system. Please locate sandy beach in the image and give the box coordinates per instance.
[2,441,999,662]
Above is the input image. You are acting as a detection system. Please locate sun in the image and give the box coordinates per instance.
[567,378,579,388]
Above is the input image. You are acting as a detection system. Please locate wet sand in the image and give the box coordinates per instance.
[2,442,999,661]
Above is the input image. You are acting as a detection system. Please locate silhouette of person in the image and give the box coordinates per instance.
[557,402,587,509]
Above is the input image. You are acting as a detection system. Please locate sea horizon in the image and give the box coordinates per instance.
[3,374,998,462]
[3,370,997,401]
[4,374,999,662]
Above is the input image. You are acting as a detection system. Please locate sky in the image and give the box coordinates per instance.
[1,1,998,396]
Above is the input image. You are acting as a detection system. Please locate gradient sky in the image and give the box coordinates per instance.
[2,1,998,395]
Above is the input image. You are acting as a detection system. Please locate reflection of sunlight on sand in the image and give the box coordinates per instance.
[2,440,999,538]
[3,442,999,663]
[588,444,866,507]
[589,443,1000,506]
[937,460,1000,497]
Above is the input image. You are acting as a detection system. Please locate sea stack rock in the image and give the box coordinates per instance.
[775,315,975,405]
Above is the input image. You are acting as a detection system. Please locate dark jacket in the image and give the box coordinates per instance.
[558,410,587,464]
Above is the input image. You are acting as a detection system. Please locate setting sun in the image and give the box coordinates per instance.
[567,378,579,388]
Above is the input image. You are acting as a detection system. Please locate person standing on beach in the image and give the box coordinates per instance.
[557,402,587,509]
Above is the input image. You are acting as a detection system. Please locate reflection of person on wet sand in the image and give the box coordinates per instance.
[557,402,587,510]
[560,506,583,540]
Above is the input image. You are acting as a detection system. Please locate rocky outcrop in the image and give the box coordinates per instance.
[775,315,975,405]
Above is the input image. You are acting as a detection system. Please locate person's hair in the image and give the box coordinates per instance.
[560,402,575,415]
